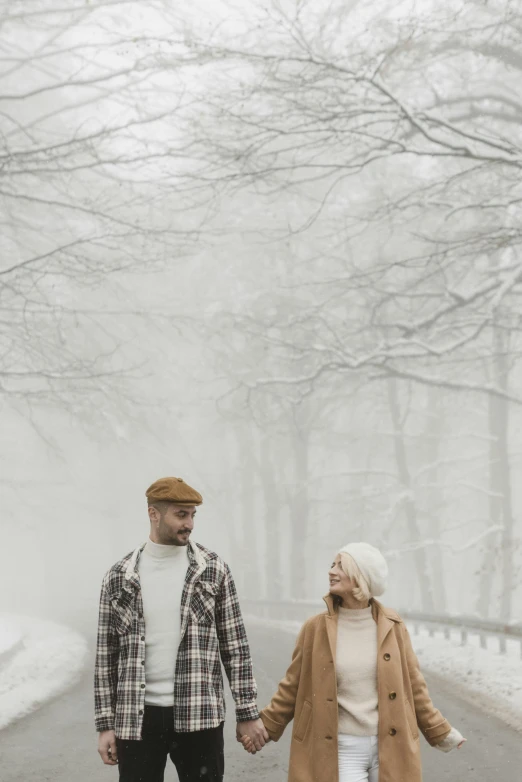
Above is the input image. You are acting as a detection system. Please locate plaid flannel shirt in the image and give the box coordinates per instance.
[94,539,259,739]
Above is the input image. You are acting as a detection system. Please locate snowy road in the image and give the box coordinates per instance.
[0,620,519,781]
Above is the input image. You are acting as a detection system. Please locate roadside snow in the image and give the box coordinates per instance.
[0,616,22,657]
[245,614,522,731]
[405,624,522,731]
[0,614,88,730]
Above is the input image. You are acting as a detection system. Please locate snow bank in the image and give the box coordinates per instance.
[245,615,522,731]
[405,624,522,731]
[0,616,22,659]
[0,614,88,730]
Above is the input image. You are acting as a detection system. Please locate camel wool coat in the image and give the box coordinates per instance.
[260,596,452,782]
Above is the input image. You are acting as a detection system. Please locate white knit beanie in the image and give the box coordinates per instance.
[338,542,388,597]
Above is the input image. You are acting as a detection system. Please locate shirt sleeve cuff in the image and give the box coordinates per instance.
[236,703,261,723]
[434,726,465,753]
[95,716,115,733]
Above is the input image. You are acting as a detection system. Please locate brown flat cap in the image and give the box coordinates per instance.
[146,476,203,507]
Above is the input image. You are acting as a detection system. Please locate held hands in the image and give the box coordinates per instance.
[236,718,271,755]
[240,734,256,754]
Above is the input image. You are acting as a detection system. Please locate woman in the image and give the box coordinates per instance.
[241,542,466,782]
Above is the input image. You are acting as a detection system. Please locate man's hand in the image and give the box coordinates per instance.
[98,729,118,765]
[236,718,270,753]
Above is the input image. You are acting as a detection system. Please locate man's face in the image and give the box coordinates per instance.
[150,504,197,546]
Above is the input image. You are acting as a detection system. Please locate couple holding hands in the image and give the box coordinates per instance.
[95,476,465,782]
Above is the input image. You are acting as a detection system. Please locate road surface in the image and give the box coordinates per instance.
[0,620,519,781]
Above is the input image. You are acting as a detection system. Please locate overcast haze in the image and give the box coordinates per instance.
[1,1,521,779]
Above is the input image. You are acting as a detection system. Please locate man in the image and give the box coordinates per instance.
[95,475,268,781]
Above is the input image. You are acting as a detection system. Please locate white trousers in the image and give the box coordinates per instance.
[338,735,379,782]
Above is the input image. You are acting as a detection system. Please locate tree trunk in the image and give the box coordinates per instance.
[421,388,447,613]
[387,378,435,613]
[494,331,514,622]
[236,424,263,599]
[476,327,513,620]
[289,422,310,600]
[259,433,284,600]
[476,392,503,617]
[225,429,245,592]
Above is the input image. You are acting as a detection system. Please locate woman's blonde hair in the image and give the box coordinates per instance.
[339,552,372,603]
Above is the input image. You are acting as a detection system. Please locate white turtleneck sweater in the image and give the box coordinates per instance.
[336,605,379,736]
[137,539,189,707]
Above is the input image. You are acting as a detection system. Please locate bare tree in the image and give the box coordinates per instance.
[0,1,211,419]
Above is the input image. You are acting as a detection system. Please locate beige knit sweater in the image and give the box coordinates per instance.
[335,605,378,736]
[335,605,465,751]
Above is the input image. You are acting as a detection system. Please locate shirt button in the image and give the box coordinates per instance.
[325,736,332,740]
[141,660,145,665]
[389,728,397,736]
[384,653,391,661]
[389,692,397,700]
[139,710,143,715]
[140,684,145,689]
[141,636,145,642]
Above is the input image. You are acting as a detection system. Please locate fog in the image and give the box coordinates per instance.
[1,1,521,777]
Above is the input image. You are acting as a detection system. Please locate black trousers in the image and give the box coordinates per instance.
[116,706,225,782]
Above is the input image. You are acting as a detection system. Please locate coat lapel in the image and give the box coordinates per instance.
[123,543,145,591]
[179,540,207,642]
[322,594,339,659]
[321,596,395,652]
[372,599,395,648]
[122,540,207,642]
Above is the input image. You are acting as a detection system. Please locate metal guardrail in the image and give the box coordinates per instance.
[243,599,522,658]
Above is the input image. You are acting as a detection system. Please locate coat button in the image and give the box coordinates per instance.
[389,692,397,700]
[389,728,397,736]
[384,653,391,661]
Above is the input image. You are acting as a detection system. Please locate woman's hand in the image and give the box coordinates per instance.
[434,727,467,753]
[239,733,271,754]
[240,735,256,754]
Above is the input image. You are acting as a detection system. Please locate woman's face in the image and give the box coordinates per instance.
[328,554,354,598]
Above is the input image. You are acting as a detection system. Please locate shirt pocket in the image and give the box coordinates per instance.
[190,580,217,625]
[294,700,312,743]
[111,588,136,635]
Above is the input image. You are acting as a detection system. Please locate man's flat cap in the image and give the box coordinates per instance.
[146,476,203,507]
